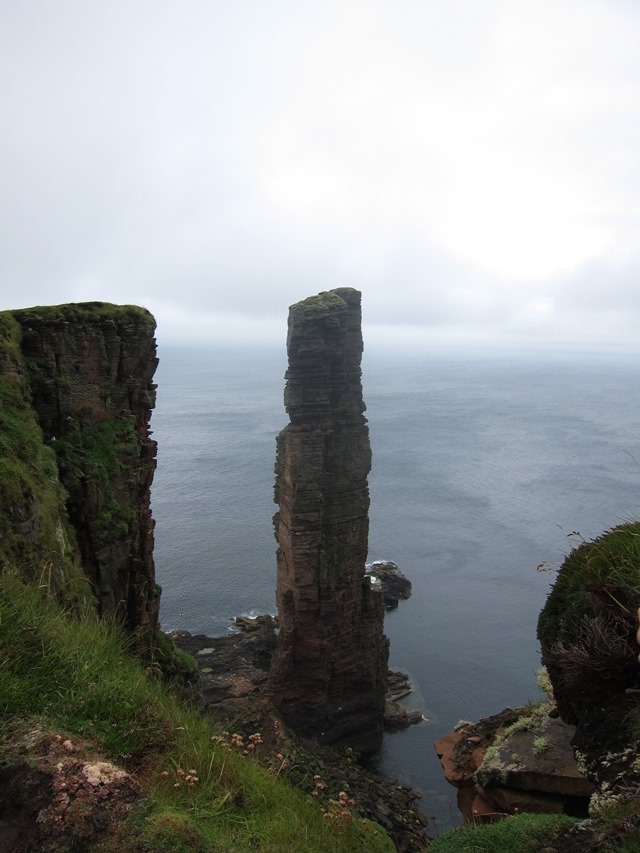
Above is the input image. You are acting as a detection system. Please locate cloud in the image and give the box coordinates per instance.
[0,0,639,351]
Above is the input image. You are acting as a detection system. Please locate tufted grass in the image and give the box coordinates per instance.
[429,813,578,852]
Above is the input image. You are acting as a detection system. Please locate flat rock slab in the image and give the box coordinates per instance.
[478,715,594,798]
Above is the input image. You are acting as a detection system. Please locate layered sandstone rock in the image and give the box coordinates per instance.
[11,303,159,656]
[434,706,593,824]
[268,288,388,754]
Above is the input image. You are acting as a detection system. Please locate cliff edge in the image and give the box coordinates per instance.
[0,302,159,656]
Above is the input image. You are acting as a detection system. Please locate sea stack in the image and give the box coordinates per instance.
[268,288,388,754]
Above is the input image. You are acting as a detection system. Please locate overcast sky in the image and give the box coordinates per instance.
[1,0,639,352]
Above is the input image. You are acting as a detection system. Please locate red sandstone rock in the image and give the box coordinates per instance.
[471,792,504,823]
[433,733,473,787]
[267,289,388,754]
[483,785,569,815]
[471,747,486,771]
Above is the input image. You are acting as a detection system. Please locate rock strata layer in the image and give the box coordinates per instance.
[9,303,159,656]
[268,288,388,754]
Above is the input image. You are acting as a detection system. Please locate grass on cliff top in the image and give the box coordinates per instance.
[537,521,640,649]
[0,572,393,852]
[429,812,578,852]
[8,301,155,329]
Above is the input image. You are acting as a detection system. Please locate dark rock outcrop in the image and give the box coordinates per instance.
[3,302,159,656]
[267,288,389,754]
[366,560,412,610]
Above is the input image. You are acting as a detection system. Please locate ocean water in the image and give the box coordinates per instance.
[151,342,640,828]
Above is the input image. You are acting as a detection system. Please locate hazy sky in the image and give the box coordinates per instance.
[1,0,639,352]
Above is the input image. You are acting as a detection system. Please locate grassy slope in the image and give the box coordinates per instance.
[0,573,393,852]
[429,813,578,852]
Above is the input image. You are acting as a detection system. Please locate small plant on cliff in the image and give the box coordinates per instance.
[536,666,554,701]
[532,736,550,755]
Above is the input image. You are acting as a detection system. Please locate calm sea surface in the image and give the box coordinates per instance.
[151,342,640,828]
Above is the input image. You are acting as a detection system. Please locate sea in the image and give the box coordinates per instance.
[150,340,640,829]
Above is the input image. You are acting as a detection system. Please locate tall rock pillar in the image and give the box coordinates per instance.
[268,288,388,754]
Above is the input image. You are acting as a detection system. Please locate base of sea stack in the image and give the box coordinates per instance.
[279,693,386,756]
[171,623,429,851]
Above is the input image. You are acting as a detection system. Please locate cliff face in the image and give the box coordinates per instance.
[268,288,388,754]
[0,302,159,655]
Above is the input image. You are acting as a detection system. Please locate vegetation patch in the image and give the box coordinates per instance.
[11,301,155,331]
[155,630,199,684]
[429,812,578,852]
[537,523,640,648]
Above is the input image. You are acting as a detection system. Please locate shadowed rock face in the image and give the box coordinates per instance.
[12,303,159,656]
[268,288,388,754]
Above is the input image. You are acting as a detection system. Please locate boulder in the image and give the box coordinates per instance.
[366,561,412,609]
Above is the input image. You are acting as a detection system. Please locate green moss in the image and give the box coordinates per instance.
[10,301,155,331]
[137,810,208,853]
[292,290,348,314]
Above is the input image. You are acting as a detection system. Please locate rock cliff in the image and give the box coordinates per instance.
[268,288,389,754]
[0,302,159,656]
